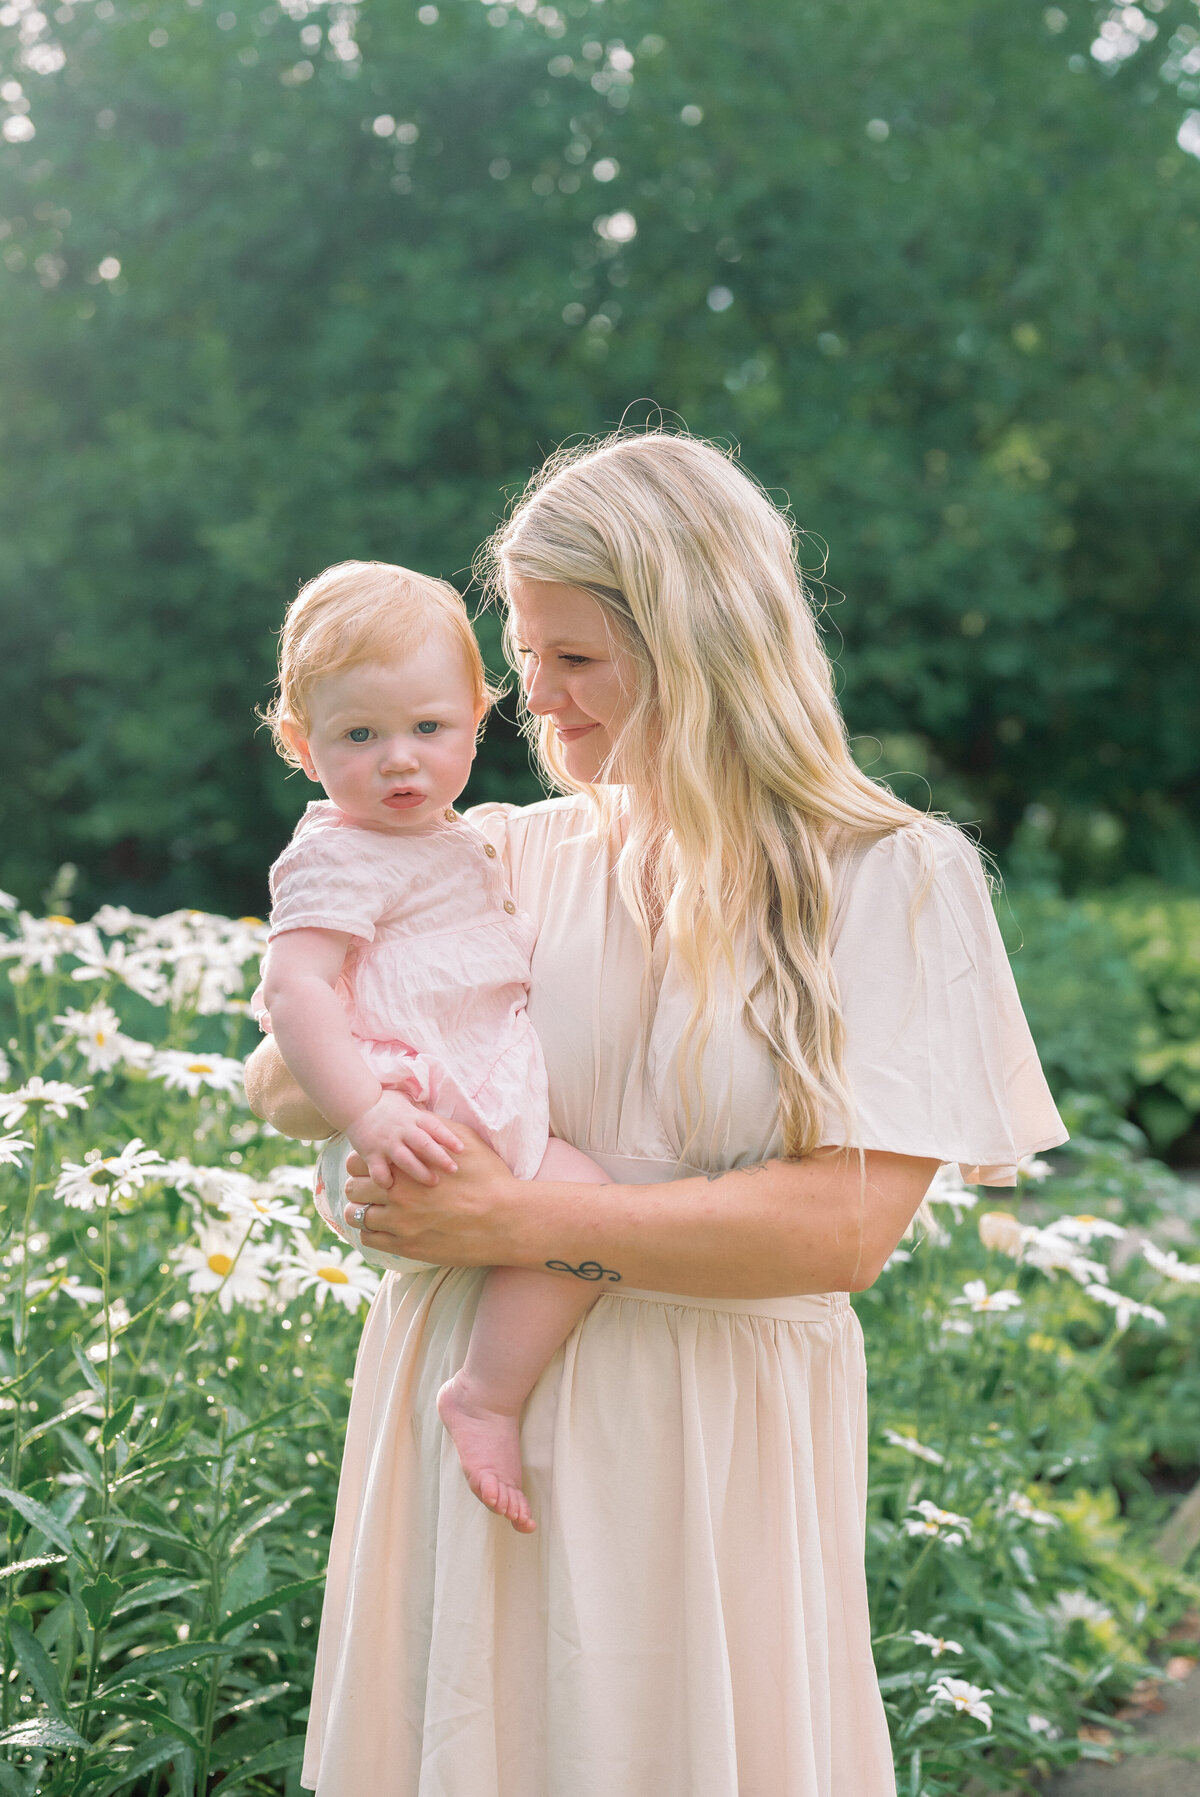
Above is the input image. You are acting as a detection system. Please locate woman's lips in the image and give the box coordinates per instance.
[383,791,425,809]
[554,723,598,742]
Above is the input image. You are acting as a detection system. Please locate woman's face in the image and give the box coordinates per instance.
[506,575,641,784]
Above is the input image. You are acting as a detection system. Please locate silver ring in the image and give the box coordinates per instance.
[350,1203,368,1229]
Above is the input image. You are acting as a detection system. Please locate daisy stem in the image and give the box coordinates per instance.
[883,1535,941,1635]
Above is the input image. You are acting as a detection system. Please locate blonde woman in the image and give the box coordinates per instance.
[247,431,1065,1797]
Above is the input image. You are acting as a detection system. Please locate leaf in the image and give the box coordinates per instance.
[208,1734,305,1794]
[223,1400,307,1446]
[72,1337,105,1398]
[0,1552,67,1582]
[19,1390,97,1448]
[217,1573,325,1640]
[9,1623,65,1719]
[217,1680,291,1719]
[81,1572,123,1631]
[225,1487,312,1555]
[0,1483,77,1556]
[0,1761,32,1797]
[100,1395,137,1449]
[97,1640,232,1693]
[111,1575,203,1618]
[0,1717,89,1750]
[86,1696,203,1753]
[92,1735,183,1797]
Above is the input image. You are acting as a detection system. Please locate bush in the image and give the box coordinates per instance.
[1002,884,1200,1155]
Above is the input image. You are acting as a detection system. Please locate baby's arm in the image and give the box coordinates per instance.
[261,929,462,1189]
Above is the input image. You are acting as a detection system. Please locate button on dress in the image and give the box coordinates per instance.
[302,795,1067,1797]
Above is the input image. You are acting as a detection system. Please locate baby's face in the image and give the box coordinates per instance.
[289,633,481,834]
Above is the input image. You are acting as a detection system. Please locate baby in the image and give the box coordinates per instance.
[258,560,609,1533]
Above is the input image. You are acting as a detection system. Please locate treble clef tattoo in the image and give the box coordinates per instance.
[545,1259,623,1284]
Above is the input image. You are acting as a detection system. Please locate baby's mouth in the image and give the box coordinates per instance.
[383,787,424,809]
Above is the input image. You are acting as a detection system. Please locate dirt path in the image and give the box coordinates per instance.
[1040,1668,1200,1796]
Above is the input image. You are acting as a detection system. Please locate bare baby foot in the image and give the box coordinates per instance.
[437,1373,535,1534]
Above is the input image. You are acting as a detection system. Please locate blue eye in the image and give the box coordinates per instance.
[416,721,439,735]
[347,727,371,743]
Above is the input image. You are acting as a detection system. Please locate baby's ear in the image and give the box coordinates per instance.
[280,718,319,780]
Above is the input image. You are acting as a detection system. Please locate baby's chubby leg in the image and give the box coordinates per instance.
[437,1139,609,1533]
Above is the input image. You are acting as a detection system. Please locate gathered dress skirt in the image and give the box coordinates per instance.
[302,1261,896,1797]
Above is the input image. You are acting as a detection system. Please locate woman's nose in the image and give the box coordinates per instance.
[524,659,564,715]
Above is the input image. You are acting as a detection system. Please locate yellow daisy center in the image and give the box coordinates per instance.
[47,914,74,926]
[95,1031,106,1045]
[187,1062,214,1074]
[318,1266,349,1285]
[207,1252,235,1276]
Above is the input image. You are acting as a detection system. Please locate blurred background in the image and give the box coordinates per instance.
[1,0,1198,1152]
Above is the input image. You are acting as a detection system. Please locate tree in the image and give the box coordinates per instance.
[0,0,1197,912]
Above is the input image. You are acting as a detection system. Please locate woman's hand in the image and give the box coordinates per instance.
[345,1123,518,1266]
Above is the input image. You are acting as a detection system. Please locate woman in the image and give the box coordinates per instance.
[247,431,1066,1797]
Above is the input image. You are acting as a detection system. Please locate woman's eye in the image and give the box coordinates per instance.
[347,727,371,743]
[561,655,590,668]
[415,720,439,736]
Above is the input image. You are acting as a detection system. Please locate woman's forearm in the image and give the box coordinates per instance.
[353,1141,939,1297]
[496,1151,937,1297]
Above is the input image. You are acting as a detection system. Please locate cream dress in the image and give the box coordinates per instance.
[301,796,1066,1797]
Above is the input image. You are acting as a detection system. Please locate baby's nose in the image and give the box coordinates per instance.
[379,737,420,769]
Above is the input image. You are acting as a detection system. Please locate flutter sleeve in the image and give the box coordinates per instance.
[268,823,386,943]
[822,823,1067,1186]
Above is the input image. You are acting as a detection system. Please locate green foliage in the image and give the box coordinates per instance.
[1003,882,1200,1152]
[0,0,1198,912]
[1,899,1199,1790]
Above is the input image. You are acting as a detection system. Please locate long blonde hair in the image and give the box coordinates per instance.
[481,430,933,1161]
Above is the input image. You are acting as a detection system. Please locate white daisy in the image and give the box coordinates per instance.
[929,1676,993,1728]
[952,1279,1022,1313]
[1141,1241,1200,1285]
[910,1629,963,1657]
[1047,1590,1112,1629]
[0,1078,91,1127]
[903,1499,973,1545]
[148,1049,245,1098]
[217,1176,311,1233]
[0,913,81,975]
[883,1429,946,1466]
[54,1139,164,1210]
[1001,1491,1060,1529]
[1017,1155,1055,1182]
[68,928,167,1004]
[1042,1214,1125,1246]
[278,1233,379,1312]
[1027,1713,1061,1738]
[53,1002,154,1074]
[1085,1283,1166,1331]
[172,1225,273,1312]
[26,1273,104,1306]
[924,1164,979,1220]
[0,1129,34,1167]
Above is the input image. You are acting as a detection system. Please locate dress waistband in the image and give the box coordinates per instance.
[601,1287,851,1322]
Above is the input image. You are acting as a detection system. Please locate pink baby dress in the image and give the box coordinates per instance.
[262,801,549,1247]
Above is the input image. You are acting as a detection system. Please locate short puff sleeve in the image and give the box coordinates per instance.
[268,821,386,944]
[823,824,1067,1186]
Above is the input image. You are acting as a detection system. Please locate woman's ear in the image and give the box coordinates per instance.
[280,719,319,781]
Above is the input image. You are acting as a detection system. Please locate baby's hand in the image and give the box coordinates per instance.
[346,1092,464,1191]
